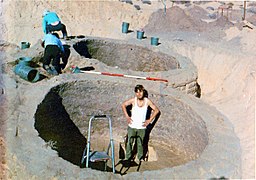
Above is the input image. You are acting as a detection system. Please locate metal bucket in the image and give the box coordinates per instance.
[21,42,30,49]
[14,64,40,82]
[18,57,32,66]
[136,31,144,40]
[122,22,129,33]
[151,37,159,46]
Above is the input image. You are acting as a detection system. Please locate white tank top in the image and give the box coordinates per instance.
[129,97,148,129]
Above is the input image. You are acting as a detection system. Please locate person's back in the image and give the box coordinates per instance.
[42,11,60,34]
[42,33,64,75]
[44,12,60,23]
[43,33,64,53]
[42,10,67,38]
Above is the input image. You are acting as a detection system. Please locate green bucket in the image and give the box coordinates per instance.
[18,57,32,66]
[14,64,40,82]
[122,22,129,33]
[136,31,144,40]
[151,37,159,46]
[21,41,30,49]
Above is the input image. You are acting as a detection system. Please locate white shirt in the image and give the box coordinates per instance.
[129,97,148,129]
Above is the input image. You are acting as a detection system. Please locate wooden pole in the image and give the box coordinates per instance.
[243,1,246,20]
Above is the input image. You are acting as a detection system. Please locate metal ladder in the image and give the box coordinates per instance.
[81,115,115,173]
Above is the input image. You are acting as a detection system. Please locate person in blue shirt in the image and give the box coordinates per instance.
[41,33,65,75]
[42,10,68,39]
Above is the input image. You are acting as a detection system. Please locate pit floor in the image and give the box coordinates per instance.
[86,135,186,174]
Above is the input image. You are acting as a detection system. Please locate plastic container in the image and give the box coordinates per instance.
[151,37,159,46]
[122,22,129,33]
[136,31,144,40]
[14,64,40,82]
[21,42,30,49]
[18,57,32,66]
[72,66,81,73]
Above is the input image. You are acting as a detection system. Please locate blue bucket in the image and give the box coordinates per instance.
[14,64,40,82]
[72,66,81,73]
[151,37,159,46]
[137,31,144,40]
[122,22,129,33]
[21,42,30,49]
[18,57,32,66]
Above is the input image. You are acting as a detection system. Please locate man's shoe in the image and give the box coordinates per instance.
[43,65,54,75]
[43,65,50,71]
[46,68,53,75]
[50,66,59,75]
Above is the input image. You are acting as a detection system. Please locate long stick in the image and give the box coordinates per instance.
[243,1,246,20]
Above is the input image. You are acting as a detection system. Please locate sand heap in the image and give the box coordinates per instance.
[144,6,235,34]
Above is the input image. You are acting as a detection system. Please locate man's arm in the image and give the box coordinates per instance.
[121,98,134,125]
[42,18,47,34]
[143,99,159,127]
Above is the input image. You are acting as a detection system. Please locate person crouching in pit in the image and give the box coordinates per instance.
[41,32,65,75]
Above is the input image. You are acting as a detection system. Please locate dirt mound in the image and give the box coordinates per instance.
[144,6,234,34]
[186,5,209,21]
[247,14,256,26]
[144,6,206,33]
[209,16,234,29]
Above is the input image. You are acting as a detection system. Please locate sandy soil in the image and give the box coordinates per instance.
[0,0,255,179]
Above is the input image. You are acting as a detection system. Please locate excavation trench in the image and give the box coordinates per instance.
[69,38,199,96]
[73,39,180,71]
[34,80,208,173]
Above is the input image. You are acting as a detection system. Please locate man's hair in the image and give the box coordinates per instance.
[134,84,144,92]
[135,84,148,98]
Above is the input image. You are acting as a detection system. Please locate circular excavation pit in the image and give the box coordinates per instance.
[73,38,180,72]
[34,80,208,174]
[69,37,199,96]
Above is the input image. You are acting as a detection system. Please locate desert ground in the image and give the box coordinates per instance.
[0,0,255,179]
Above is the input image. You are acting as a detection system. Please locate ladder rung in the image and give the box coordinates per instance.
[89,151,111,162]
